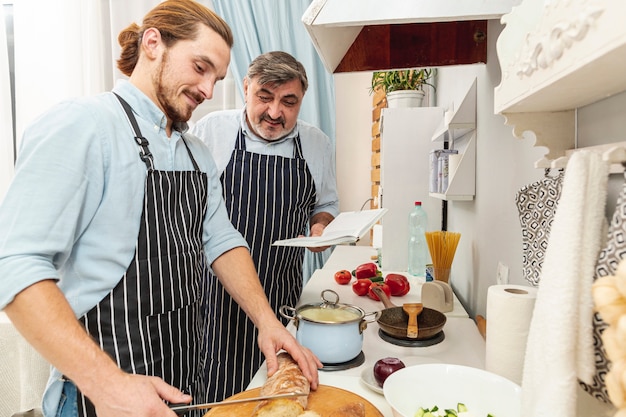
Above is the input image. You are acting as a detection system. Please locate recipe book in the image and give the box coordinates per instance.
[272,208,388,247]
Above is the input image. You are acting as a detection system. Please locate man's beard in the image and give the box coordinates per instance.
[252,113,287,141]
[154,51,194,123]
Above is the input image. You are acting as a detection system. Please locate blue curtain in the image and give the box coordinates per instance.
[212,0,336,282]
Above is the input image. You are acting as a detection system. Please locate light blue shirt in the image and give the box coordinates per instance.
[0,80,247,415]
[190,108,340,219]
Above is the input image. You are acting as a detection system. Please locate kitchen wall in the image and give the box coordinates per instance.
[333,19,626,319]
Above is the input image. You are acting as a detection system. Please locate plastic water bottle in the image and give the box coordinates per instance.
[408,201,428,277]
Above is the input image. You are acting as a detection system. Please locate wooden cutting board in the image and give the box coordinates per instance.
[204,385,383,417]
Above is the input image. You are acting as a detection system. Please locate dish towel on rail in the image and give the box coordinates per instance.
[521,150,609,417]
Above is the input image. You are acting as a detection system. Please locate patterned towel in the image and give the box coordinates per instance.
[515,170,564,286]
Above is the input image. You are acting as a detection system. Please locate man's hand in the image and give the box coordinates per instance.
[257,321,322,390]
[88,372,192,417]
[307,212,335,252]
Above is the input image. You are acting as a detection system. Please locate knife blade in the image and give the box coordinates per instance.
[169,391,308,415]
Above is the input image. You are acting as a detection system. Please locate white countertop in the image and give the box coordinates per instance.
[248,245,485,417]
[311,245,468,318]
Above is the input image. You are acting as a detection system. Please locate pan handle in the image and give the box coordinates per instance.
[371,286,397,309]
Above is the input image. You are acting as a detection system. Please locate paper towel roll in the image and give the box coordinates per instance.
[485,284,538,385]
[448,153,462,180]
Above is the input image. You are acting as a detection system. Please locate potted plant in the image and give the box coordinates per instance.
[370,68,436,108]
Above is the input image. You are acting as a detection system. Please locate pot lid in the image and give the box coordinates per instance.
[296,289,365,324]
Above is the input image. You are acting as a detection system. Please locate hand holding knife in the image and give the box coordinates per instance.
[169,391,307,415]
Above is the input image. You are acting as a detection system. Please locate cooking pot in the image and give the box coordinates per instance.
[372,286,446,340]
[279,289,376,364]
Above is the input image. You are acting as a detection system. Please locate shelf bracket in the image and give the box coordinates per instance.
[501,110,575,163]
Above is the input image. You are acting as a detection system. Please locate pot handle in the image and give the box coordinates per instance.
[363,311,380,324]
[279,305,297,322]
[278,305,300,330]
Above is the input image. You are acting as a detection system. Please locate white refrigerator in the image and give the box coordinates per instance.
[379,106,445,272]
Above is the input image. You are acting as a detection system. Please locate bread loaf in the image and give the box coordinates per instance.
[251,352,310,417]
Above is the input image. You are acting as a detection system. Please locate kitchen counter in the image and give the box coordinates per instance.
[248,245,485,416]
[305,246,469,318]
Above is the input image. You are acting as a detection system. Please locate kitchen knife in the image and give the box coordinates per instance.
[169,391,307,415]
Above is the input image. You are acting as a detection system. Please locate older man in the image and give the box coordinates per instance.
[191,51,339,402]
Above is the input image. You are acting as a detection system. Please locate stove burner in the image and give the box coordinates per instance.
[378,329,445,347]
[320,351,365,371]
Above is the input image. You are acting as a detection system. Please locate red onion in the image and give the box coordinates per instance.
[373,357,406,387]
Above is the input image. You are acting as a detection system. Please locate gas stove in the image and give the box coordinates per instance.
[320,351,365,371]
[378,329,445,347]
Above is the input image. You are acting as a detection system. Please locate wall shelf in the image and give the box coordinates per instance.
[430,79,477,201]
[432,78,477,142]
[494,0,626,165]
[430,131,476,201]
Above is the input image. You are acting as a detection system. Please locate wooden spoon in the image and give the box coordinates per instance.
[403,303,423,339]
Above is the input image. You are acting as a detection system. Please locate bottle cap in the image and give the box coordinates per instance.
[415,201,422,206]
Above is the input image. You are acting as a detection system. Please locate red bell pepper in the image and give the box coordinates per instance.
[384,273,410,296]
[368,282,391,301]
[352,279,372,296]
[352,262,382,279]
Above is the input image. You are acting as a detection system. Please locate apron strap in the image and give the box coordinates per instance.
[293,133,304,159]
[180,135,201,172]
[114,93,201,172]
[113,93,153,170]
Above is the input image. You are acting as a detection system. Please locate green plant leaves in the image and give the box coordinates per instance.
[370,68,436,95]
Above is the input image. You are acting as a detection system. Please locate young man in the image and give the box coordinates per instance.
[0,3,319,417]
[191,51,339,402]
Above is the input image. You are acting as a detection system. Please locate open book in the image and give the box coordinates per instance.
[272,208,388,247]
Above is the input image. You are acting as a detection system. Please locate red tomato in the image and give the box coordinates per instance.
[334,269,352,285]
[352,279,371,296]
[384,273,410,296]
[368,282,391,301]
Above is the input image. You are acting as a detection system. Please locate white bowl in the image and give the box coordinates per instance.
[383,364,521,417]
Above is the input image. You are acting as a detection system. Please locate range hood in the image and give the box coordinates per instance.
[302,0,521,73]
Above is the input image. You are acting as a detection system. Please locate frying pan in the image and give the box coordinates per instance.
[372,286,446,340]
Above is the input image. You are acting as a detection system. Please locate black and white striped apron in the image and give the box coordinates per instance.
[202,129,316,402]
[77,95,209,417]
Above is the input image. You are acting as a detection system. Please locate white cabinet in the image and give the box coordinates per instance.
[494,0,626,164]
[379,107,444,272]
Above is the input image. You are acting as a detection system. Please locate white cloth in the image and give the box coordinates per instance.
[0,313,49,417]
[522,150,609,417]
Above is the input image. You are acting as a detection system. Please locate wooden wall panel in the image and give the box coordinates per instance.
[371,85,385,210]
[335,21,488,73]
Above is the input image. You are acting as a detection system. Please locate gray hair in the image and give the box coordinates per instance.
[246,51,308,93]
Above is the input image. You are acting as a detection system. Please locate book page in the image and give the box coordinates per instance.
[322,209,386,236]
[272,208,387,247]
